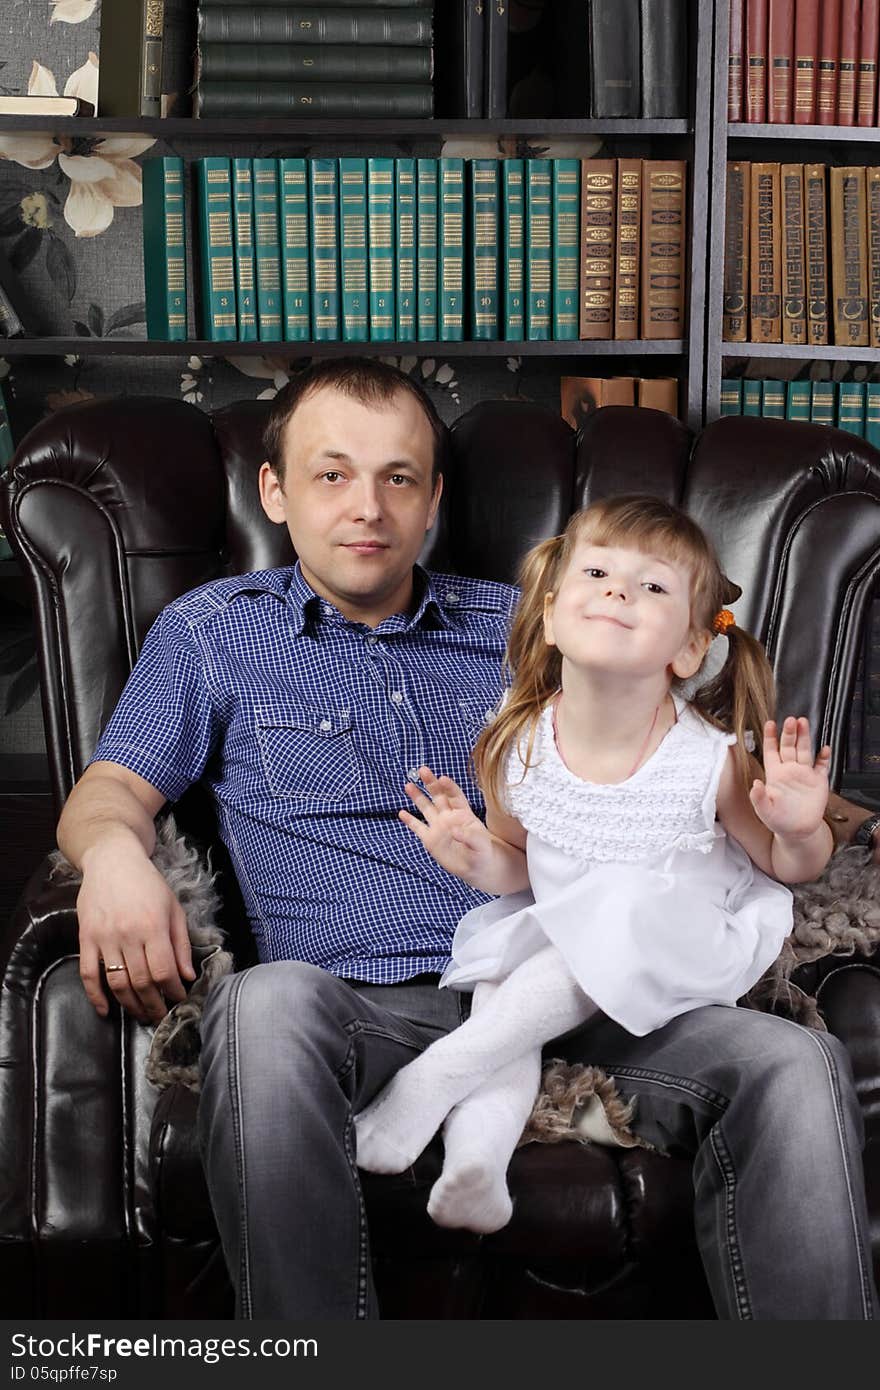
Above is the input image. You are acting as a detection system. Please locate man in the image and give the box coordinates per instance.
[58,358,878,1320]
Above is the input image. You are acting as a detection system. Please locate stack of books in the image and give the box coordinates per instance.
[730,0,880,126]
[195,1,435,118]
[142,154,688,344]
[723,160,880,346]
[720,375,880,441]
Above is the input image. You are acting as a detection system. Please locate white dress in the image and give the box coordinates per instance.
[440,694,792,1037]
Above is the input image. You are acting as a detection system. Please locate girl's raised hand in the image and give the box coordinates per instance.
[399,766,496,882]
[749,717,831,839]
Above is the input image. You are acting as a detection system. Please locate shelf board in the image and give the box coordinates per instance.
[728,122,880,142]
[721,342,880,360]
[0,116,691,139]
[0,337,686,358]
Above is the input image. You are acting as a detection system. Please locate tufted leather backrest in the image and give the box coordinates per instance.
[3,396,880,814]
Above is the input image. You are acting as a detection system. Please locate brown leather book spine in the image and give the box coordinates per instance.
[560,377,604,427]
[858,0,879,125]
[817,0,841,124]
[793,0,820,123]
[749,162,782,340]
[868,169,880,347]
[723,161,751,341]
[640,160,686,340]
[729,0,746,120]
[780,164,807,342]
[637,377,678,416]
[613,158,641,340]
[830,165,869,345]
[746,0,769,120]
[768,0,795,121]
[579,160,616,340]
[837,0,859,123]
[804,163,828,344]
[603,377,636,406]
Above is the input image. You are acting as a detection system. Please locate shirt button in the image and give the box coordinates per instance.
[445,591,460,605]
[484,710,495,723]
[320,719,332,731]
[408,768,420,781]
[367,633,379,645]
[391,691,403,704]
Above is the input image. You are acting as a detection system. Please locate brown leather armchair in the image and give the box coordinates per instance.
[2,396,880,1318]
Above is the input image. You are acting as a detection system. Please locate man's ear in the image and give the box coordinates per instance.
[259,461,286,523]
[543,592,556,646]
[672,628,712,680]
[426,470,444,531]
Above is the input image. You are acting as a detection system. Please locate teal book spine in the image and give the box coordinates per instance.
[309,157,341,341]
[193,156,236,340]
[867,383,880,448]
[280,157,310,341]
[810,380,836,424]
[396,157,416,340]
[142,156,187,341]
[838,381,866,436]
[416,157,438,341]
[232,158,257,342]
[438,157,465,341]
[761,380,785,419]
[502,158,524,340]
[552,158,580,341]
[742,379,762,416]
[785,380,811,422]
[720,379,742,415]
[469,158,499,340]
[525,158,552,340]
[339,157,369,343]
[0,381,14,556]
[368,156,395,341]
[253,157,283,340]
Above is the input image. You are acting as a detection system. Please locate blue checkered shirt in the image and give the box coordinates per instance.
[91,563,518,979]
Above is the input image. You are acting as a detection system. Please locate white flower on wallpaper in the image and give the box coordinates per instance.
[50,0,98,22]
[28,50,99,108]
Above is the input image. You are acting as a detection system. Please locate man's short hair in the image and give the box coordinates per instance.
[262,358,449,487]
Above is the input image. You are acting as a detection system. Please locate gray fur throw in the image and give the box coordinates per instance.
[49,819,880,1148]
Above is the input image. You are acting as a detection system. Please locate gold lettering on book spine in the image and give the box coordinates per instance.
[146,1,164,37]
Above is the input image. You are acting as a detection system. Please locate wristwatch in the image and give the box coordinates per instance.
[853,812,880,848]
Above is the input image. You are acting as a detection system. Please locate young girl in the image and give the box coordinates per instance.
[355,495,833,1234]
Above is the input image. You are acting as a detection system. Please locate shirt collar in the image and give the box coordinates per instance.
[284,562,460,635]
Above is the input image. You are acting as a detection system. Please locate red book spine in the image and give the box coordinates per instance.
[746,0,769,121]
[837,0,860,123]
[729,0,746,121]
[817,0,841,124]
[793,0,821,123]
[858,0,879,125]
[769,0,795,121]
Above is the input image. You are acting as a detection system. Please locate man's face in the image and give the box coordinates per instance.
[259,385,442,626]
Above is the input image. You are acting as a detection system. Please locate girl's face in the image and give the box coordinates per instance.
[543,539,711,682]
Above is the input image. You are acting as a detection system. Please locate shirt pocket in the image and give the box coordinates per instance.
[457,694,501,745]
[256,703,361,801]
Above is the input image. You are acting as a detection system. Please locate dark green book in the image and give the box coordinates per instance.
[552,158,580,341]
[810,380,836,425]
[502,159,524,340]
[838,381,866,436]
[232,158,257,342]
[742,379,762,416]
[196,43,432,83]
[142,156,187,341]
[339,158,369,344]
[193,156,236,341]
[438,157,465,341]
[195,82,433,117]
[197,7,434,45]
[525,159,552,340]
[416,158,438,341]
[253,158,283,341]
[720,379,742,415]
[0,380,13,558]
[867,383,880,448]
[99,0,162,117]
[279,158,310,341]
[785,380,811,422]
[309,158,341,341]
[469,159,499,340]
[396,158,416,340]
[368,157,395,342]
[761,380,785,419]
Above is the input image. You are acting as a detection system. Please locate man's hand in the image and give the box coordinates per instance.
[77,832,195,1024]
[399,766,529,895]
[749,717,831,839]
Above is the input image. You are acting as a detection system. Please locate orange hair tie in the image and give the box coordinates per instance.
[713,609,735,635]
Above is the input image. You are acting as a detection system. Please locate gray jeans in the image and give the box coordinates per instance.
[197,960,878,1320]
